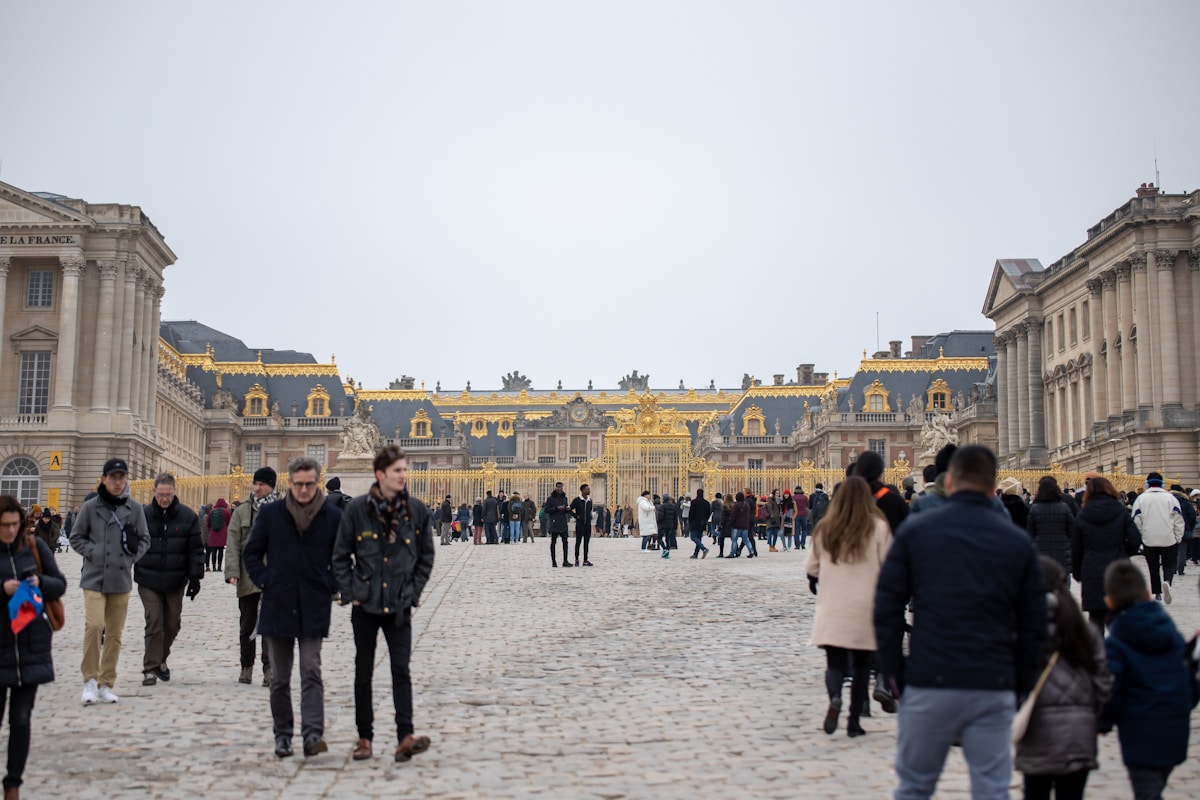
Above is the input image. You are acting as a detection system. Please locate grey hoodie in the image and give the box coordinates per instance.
[69,490,151,593]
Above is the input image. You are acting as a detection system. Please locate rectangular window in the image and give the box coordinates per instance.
[243,444,262,472]
[1045,319,1053,359]
[18,352,51,414]
[26,271,53,308]
[306,444,326,468]
[869,439,887,456]
[569,434,587,457]
[1069,307,1078,346]
[868,395,883,412]
[537,434,556,457]
[747,458,764,470]
[409,461,429,471]
[1081,300,1090,340]
[1057,313,1065,351]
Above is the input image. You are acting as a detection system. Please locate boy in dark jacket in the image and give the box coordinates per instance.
[1100,559,1199,799]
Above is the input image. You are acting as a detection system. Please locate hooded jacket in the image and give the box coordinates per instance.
[1070,496,1141,613]
[1131,486,1183,547]
[542,491,571,534]
[0,537,66,687]
[69,487,151,594]
[636,496,658,535]
[136,497,204,593]
[1101,600,1200,768]
[207,498,231,548]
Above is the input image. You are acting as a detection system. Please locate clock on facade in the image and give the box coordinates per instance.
[570,405,587,422]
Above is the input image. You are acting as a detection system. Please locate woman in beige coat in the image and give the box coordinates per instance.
[805,476,892,738]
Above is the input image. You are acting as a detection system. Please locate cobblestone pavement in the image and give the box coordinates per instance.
[25,538,1200,799]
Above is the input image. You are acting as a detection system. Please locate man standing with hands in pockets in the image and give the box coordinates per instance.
[333,445,436,763]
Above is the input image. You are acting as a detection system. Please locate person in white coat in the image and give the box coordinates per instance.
[1130,471,1184,603]
[636,491,658,552]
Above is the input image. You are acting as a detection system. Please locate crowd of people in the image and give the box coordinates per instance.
[0,443,1197,799]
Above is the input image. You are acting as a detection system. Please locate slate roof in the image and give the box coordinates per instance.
[994,259,1045,291]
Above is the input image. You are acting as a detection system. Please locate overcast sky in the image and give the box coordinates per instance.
[3,1,1198,393]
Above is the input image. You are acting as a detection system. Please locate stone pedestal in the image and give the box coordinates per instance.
[327,454,376,497]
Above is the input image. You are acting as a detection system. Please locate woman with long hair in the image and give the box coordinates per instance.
[0,494,67,799]
[1027,476,1075,579]
[1070,476,1140,631]
[1015,556,1113,800]
[805,476,892,738]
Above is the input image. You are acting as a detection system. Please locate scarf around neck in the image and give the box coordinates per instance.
[98,483,128,507]
[251,490,279,511]
[284,489,325,535]
[368,482,410,544]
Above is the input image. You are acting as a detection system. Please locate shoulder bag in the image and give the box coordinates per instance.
[25,534,65,631]
[1011,651,1058,743]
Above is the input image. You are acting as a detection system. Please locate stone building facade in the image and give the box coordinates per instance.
[984,184,1200,483]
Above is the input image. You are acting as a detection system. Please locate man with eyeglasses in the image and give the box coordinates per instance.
[243,457,343,759]
[135,473,204,686]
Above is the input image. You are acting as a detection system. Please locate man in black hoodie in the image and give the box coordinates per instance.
[136,473,204,686]
[688,489,711,559]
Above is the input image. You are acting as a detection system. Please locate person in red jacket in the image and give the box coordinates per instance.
[207,498,231,572]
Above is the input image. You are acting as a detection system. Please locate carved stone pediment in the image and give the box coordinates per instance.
[9,324,59,354]
[521,397,607,428]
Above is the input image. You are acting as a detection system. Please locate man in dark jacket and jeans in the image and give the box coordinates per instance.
[136,473,204,686]
[333,445,435,764]
[543,483,572,567]
[875,445,1046,800]
[244,457,342,759]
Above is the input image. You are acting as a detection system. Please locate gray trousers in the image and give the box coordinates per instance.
[894,687,1014,800]
[139,584,185,674]
[264,636,324,741]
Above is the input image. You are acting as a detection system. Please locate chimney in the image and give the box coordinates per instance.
[773,374,785,386]
[911,336,930,356]
[812,371,829,385]
[1135,182,1158,198]
[889,340,902,358]
[798,364,814,385]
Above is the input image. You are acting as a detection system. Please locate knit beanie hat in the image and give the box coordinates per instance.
[253,466,278,489]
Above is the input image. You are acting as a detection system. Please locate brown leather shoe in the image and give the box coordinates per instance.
[5,786,18,800]
[394,734,431,762]
[352,738,373,760]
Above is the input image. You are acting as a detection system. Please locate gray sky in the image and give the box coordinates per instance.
[4,1,1198,392]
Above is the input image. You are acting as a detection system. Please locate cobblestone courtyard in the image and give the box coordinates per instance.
[24,538,1200,799]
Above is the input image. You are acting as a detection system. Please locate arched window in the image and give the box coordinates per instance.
[1,457,40,508]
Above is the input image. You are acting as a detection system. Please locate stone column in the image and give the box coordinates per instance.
[994,333,1008,458]
[140,279,156,421]
[1192,250,1200,409]
[90,261,118,411]
[144,283,164,426]
[1086,278,1107,428]
[106,260,128,410]
[52,256,84,410]
[117,262,138,413]
[1006,333,1020,456]
[1130,254,1152,410]
[1154,250,1181,409]
[1024,319,1046,460]
[1015,324,1030,453]
[1115,261,1135,415]
[0,258,9,380]
[128,266,146,417]
[1101,271,1119,418]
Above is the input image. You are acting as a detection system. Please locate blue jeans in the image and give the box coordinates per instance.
[894,687,1014,800]
[766,526,780,547]
[730,528,753,556]
[690,531,708,556]
[509,521,521,542]
[796,517,810,548]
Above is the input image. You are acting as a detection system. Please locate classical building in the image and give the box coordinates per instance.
[984,183,1200,483]
[0,181,173,511]
[0,177,995,511]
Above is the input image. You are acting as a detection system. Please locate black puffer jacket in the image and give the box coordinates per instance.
[542,492,571,534]
[1027,500,1075,575]
[0,537,67,687]
[332,491,435,615]
[1071,495,1141,613]
[136,498,204,592]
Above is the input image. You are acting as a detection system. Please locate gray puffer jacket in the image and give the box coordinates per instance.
[69,489,151,594]
[1014,594,1114,775]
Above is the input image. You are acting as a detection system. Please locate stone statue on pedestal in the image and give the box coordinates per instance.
[340,403,382,457]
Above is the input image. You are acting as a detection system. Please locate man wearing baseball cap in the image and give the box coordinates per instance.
[69,457,151,704]
[1131,471,1184,603]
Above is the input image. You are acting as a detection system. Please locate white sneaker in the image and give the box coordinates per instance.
[1163,582,1172,604]
[81,679,99,705]
[98,685,120,704]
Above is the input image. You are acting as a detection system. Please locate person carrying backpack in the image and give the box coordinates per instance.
[207,498,231,572]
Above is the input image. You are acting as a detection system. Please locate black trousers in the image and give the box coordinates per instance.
[0,684,36,791]
[1023,769,1089,800]
[238,593,270,671]
[1143,545,1177,596]
[574,528,591,562]
[207,546,225,571]
[824,646,870,723]
[352,605,414,742]
[550,531,569,564]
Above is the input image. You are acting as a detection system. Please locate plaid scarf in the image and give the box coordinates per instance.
[252,491,279,511]
[368,482,410,545]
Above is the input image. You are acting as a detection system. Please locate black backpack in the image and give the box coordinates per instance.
[209,507,225,532]
[809,491,830,520]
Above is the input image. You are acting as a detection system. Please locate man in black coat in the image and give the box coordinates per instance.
[874,445,1045,799]
[482,491,499,545]
[543,482,572,567]
[688,489,711,559]
[568,483,594,567]
[136,473,204,686]
[244,457,342,759]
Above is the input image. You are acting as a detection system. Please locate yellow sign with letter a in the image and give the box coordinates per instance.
[49,452,63,471]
